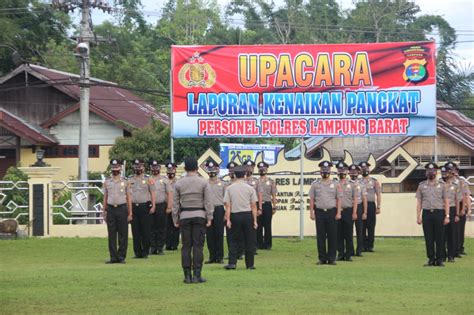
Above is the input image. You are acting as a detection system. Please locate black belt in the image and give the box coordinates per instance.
[423,208,443,212]
[181,207,205,212]
[316,207,335,212]
[107,203,126,208]
[155,201,167,206]
[263,201,272,204]
[342,207,352,211]
[133,202,150,207]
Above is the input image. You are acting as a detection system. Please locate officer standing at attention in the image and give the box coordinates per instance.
[225,161,242,259]
[416,162,450,267]
[165,161,180,251]
[359,161,381,252]
[257,161,277,250]
[224,165,258,270]
[244,159,262,254]
[309,161,342,265]
[149,159,172,255]
[440,165,460,263]
[103,159,132,264]
[349,164,367,257]
[336,162,357,262]
[172,157,213,284]
[129,159,156,259]
[205,160,226,264]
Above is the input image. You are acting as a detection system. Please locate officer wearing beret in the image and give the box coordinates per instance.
[309,161,342,265]
[165,161,180,251]
[149,159,173,255]
[103,159,131,264]
[205,160,226,264]
[416,162,450,267]
[349,164,367,257]
[257,161,277,250]
[172,157,213,284]
[129,159,156,258]
[244,159,262,255]
[440,165,460,262]
[336,161,357,261]
[359,161,381,252]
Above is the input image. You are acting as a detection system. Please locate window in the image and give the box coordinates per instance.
[43,145,100,158]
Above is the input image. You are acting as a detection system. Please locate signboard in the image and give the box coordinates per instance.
[171,41,436,138]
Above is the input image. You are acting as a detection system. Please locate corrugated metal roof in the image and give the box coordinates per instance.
[0,108,56,145]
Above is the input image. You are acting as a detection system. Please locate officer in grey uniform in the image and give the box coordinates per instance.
[244,159,261,255]
[349,164,367,257]
[149,159,172,255]
[224,165,258,270]
[165,161,180,250]
[440,165,460,262]
[257,161,277,250]
[129,159,156,259]
[172,157,213,284]
[103,159,131,264]
[225,161,242,259]
[336,161,357,261]
[359,161,381,252]
[416,162,450,267]
[205,160,226,264]
[309,161,342,265]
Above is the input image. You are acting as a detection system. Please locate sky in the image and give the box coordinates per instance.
[83,0,474,67]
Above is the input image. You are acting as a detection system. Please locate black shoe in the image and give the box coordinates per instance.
[367,248,374,253]
[157,250,164,255]
[254,251,258,255]
[328,261,337,265]
[150,250,158,255]
[337,256,344,261]
[133,256,142,259]
[448,257,455,263]
[171,247,178,251]
[316,261,327,265]
[105,260,117,264]
[460,251,467,255]
[215,259,224,264]
[192,270,206,283]
[423,260,435,267]
[355,253,363,257]
[205,260,215,264]
[165,246,172,250]
[455,254,462,258]
[224,264,236,270]
[118,259,126,264]
[142,255,148,259]
[183,269,192,284]
[345,257,353,262]
[247,266,256,270]
[437,261,445,267]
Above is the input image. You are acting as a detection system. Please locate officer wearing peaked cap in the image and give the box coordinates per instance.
[349,164,367,257]
[103,159,131,264]
[149,159,172,255]
[129,159,156,258]
[257,161,277,250]
[309,160,342,265]
[244,158,262,255]
[359,161,381,252]
[165,161,180,250]
[440,165,460,263]
[225,161,243,259]
[416,162,450,267]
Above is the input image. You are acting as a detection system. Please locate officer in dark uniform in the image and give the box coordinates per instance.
[257,161,277,250]
[336,161,357,261]
[349,164,367,257]
[129,159,156,258]
[416,162,450,267]
[103,159,131,264]
[149,159,172,255]
[359,161,381,252]
[172,157,213,284]
[309,161,342,265]
[224,165,258,270]
[205,160,226,264]
[165,161,180,250]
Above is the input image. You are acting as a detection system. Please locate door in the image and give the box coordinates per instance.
[0,149,16,179]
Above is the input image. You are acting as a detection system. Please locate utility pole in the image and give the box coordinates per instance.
[52,1,111,180]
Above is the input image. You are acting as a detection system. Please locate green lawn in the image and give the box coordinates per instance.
[0,237,473,314]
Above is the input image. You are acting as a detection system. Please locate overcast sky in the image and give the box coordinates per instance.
[85,0,473,67]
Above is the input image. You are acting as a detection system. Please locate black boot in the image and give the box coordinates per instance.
[192,269,206,283]
[183,268,192,284]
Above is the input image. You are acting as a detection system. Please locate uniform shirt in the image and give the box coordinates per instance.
[415,179,447,209]
[128,175,154,203]
[172,174,213,223]
[308,179,342,209]
[259,177,277,202]
[339,179,357,208]
[350,179,367,205]
[103,176,128,205]
[442,180,458,207]
[360,177,381,202]
[209,178,225,207]
[246,176,261,197]
[152,175,171,204]
[224,180,258,213]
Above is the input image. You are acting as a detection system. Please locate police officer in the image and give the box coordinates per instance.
[165,161,180,251]
[205,160,226,264]
[416,162,450,266]
[349,164,367,257]
[225,161,242,259]
[309,161,342,265]
[172,157,213,284]
[224,165,258,270]
[257,161,277,250]
[149,159,172,255]
[336,161,357,261]
[103,159,131,264]
[359,161,381,252]
[244,159,261,254]
[129,159,156,259]
[440,165,460,263]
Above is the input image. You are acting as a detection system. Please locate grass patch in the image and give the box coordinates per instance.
[0,237,472,314]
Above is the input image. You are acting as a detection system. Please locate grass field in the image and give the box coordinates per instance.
[0,237,473,314]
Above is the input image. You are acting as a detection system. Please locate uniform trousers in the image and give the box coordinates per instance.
[337,207,355,259]
[166,213,180,249]
[229,212,256,268]
[457,201,467,255]
[315,207,337,263]
[422,209,445,264]
[150,202,167,253]
[131,202,152,257]
[354,204,364,255]
[106,204,128,262]
[363,201,377,250]
[206,205,225,262]
[180,217,206,271]
[444,207,458,259]
[257,201,273,249]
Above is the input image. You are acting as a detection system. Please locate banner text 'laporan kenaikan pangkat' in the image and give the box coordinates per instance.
[171,42,436,138]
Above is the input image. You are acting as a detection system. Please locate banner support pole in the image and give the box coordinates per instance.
[299,137,304,240]
[170,70,175,163]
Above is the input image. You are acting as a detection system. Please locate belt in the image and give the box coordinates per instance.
[423,208,443,212]
[342,207,352,211]
[108,203,126,208]
[133,202,150,207]
[316,207,335,212]
[181,207,205,212]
